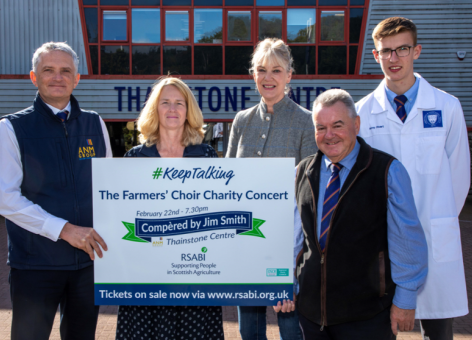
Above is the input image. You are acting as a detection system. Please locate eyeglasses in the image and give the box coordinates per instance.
[375,46,415,60]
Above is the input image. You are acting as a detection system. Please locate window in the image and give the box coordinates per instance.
[166,11,189,41]
[321,11,344,42]
[101,46,130,75]
[103,11,127,41]
[163,46,191,75]
[132,9,160,43]
[194,9,222,43]
[259,11,282,40]
[80,0,366,76]
[287,9,315,43]
[257,0,284,5]
[227,11,251,42]
[132,46,160,75]
[194,46,223,74]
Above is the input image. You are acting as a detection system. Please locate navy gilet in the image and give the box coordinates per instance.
[3,94,106,270]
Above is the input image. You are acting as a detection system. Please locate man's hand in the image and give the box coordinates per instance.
[273,293,296,313]
[390,304,415,335]
[59,223,108,260]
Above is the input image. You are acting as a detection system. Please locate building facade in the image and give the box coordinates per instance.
[0,0,471,158]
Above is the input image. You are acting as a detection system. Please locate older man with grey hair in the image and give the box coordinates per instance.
[0,42,112,340]
[276,89,428,339]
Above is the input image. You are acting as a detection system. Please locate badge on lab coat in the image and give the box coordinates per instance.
[423,110,443,128]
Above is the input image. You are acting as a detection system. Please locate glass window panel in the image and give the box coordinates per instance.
[319,0,347,5]
[163,46,191,75]
[100,0,128,5]
[349,9,363,43]
[132,0,160,4]
[350,0,365,5]
[257,0,284,5]
[82,0,97,5]
[89,46,98,75]
[291,46,316,75]
[84,8,98,43]
[349,45,358,75]
[194,9,222,43]
[163,0,191,5]
[318,46,346,74]
[194,0,222,4]
[132,9,160,43]
[225,46,252,75]
[259,11,282,40]
[166,11,189,41]
[287,0,316,4]
[287,9,315,43]
[132,46,160,75]
[228,11,251,42]
[103,11,127,41]
[101,45,130,75]
[194,46,222,75]
[321,11,344,41]
[225,0,253,5]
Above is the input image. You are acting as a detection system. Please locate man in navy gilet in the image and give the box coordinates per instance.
[0,42,112,340]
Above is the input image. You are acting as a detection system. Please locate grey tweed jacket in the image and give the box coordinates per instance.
[226,95,317,166]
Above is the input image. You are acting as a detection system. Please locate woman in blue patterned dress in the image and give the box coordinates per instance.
[115,77,224,340]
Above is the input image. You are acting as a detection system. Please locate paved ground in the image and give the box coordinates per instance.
[1,198,472,339]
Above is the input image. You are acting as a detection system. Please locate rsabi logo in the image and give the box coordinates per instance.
[152,167,163,179]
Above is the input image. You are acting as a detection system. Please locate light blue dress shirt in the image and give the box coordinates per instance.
[294,141,428,310]
[385,76,420,116]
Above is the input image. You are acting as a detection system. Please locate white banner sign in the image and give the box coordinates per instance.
[93,158,294,306]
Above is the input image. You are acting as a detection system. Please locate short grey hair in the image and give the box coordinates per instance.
[32,42,79,74]
[312,89,357,118]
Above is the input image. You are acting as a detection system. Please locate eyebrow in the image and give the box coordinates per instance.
[42,65,73,69]
[380,44,410,51]
[257,65,283,69]
[160,98,185,102]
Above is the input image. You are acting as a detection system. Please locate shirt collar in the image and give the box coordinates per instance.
[45,102,71,117]
[384,75,420,106]
[323,140,360,172]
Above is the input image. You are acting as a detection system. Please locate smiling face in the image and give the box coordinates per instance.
[157,85,187,133]
[30,50,80,108]
[373,31,421,94]
[253,61,292,106]
[314,101,360,163]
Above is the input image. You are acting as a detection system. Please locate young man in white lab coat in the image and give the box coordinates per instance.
[356,17,470,340]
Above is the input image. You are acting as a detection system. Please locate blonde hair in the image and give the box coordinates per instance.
[250,38,294,93]
[137,77,204,147]
[372,17,417,48]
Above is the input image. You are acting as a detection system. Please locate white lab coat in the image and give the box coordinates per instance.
[356,74,470,319]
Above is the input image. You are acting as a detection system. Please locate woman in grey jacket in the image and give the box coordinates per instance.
[226,38,316,340]
[226,38,316,165]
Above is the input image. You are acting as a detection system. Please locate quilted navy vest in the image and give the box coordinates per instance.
[3,94,106,270]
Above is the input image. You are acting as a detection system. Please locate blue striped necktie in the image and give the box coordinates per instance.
[319,163,343,252]
[394,95,407,123]
[57,110,68,122]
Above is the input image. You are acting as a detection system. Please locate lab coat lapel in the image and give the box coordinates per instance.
[372,80,403,126]
[410,75,436,115]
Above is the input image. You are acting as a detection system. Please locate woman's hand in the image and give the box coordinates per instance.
[273,293,296,313]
